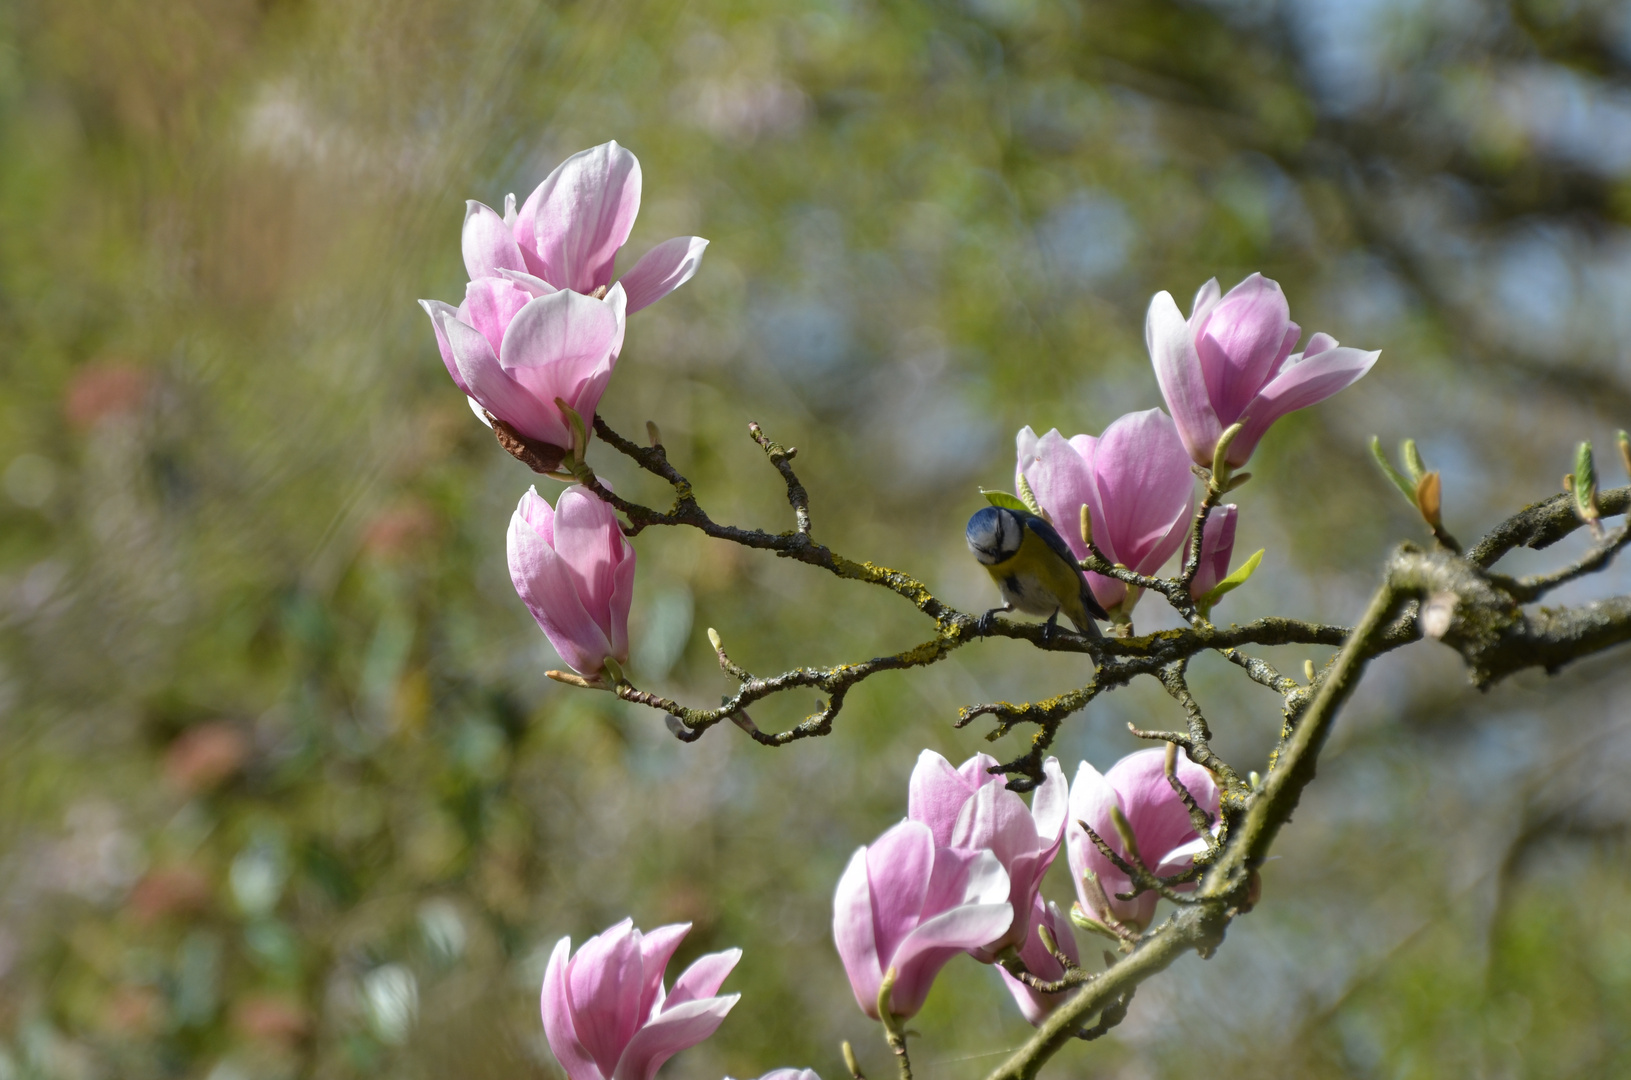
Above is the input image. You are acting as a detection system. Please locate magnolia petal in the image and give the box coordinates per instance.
[566,920,646,1079]
[543,937,607,1080]
[1089,408,1195,574]
[508,491,615,675]
[1229,345,1380,467]
[497,267,560,298]
[619,236,709,314]
[1147,290,1221,466]
[1187,504,1238,598]
[464,276,535,357]
[887,897,1014,1016]
[831,847,882,1018]
[906,749,972,849]
[552,487,629,641]
[635,923,691,1021]
[443,312,561,441]
[1024,429,1097,561]
[1196,273,1293,423]
[463,199,527,281]
[519,141,643,294]
[665,949,741,1009]
[864,821,935,965]
[419,298,467,393]
[1031,757,1069,845]
[609,994,739,1080]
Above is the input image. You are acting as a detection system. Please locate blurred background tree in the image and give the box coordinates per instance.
[2,0,1629,1077]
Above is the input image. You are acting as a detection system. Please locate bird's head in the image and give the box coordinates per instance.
[966,506,1023,565]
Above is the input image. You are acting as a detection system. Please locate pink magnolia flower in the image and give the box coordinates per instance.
[729,1071,821,1080]
[906,750,1067,961]
[508,485,635,677]
[1067,748,1219,932]
[996,898,1081,1025]
[541,919,739,1080]
[832,819,1012,1020]
[422,283,626,453]
[1016,409,1196,615]
[461,140,708,313]
[1185,503,1238,599]
[1147,273,1380,469]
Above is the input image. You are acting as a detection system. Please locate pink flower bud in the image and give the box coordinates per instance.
[996,898,1081,1025]
[508,485,635,677]
[1066,748,1219,931]
[1185,504,1238,599]
[1016,409,1196,615]
[541,919,740,1080]
[906,751,1067,961]
[1147,273,1380,468]
[831,820,1012,1020]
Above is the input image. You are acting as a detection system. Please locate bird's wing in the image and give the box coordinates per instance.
[1022,512,1109,621]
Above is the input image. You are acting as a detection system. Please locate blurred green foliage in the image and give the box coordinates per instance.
[2,0,1630,1077]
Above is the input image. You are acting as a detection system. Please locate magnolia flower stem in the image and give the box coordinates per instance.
[876,973,913,1080]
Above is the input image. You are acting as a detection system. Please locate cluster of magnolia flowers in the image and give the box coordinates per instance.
[537,747,1218,1079]
[418,141,1380,1072]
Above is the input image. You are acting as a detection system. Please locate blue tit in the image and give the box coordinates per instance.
[966,505,1106,640]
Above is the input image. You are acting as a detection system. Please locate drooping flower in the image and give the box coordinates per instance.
[832,819,1012,1020]
[508,485,635,678]
[906,750,1067,961]
[1146,273,1380,469]
[422,284,627,458]
[1185,503,1238,600]
[1066,748,1219,932]
[1016,409,1196,616]
[996,898,1081,1025]
[541,919,740,1080]
[461,141,709,313]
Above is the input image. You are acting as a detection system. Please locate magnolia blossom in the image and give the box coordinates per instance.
[1016,409,1196,615]
[996,898,1081,1025]
[541,919,739,1080]
[906,750,1067,961]
[727,1071,822,1080]
[1147,273,1380,468]
[421,284,626,454]
[509,485,635,677]
[832,819,1012,1020]
[1185,503,1238,600]
[1067,748,1220,931]
[461,140,708,313]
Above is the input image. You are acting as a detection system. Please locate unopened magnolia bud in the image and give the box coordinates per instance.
[1079,503,1093,549]
[1574,441,1600,524]
[707,627,724,652]
[1618,430,1630,479]
[1036,923,1059,956]
[646,420,661,447]
[1303,659,1316,683]
[842,1041,864,1080]
[1108,804,1142,864]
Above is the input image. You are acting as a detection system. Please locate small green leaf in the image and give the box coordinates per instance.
[1369,436,1418,505]
[980,489,1031,514]
[1199,548,1265,609]
[1401,438,1427,484]
[1574,441,1600,522]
